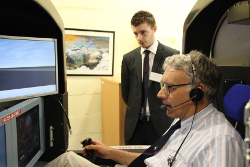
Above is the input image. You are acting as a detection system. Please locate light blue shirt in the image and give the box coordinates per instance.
[145,104,244,167]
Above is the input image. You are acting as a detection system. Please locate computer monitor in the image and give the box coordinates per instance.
[0,97,45,167]
[0,35,58,102]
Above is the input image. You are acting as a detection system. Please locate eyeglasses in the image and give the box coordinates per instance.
[160,81,191,96]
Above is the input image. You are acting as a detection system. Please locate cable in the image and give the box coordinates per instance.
[168,101,198,167]
[54,97,73,135]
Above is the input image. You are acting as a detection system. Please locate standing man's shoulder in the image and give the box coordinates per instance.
[123,47,141,58]
[158,42,180,56]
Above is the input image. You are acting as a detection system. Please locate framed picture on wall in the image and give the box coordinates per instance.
[65,28,115,76]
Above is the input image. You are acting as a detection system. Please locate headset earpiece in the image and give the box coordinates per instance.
[189,88,204,102]
[187,54,204,102]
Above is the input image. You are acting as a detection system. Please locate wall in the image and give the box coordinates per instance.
[50,0,197,150]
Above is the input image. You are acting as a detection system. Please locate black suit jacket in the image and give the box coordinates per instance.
[121,42,179,141]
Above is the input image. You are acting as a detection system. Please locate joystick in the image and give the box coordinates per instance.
[82,138,95,163]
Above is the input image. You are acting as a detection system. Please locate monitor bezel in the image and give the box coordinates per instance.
[0,35,59,103]
[0,97,45,167]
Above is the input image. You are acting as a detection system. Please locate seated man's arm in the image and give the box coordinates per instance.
[83,140,140,166]
[201,135,243,167]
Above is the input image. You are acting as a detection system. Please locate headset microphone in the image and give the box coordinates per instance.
[160,104,167,109]
[160,96,196,109]
[160,87,204,110]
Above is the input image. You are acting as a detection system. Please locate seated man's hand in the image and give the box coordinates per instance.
[81,140,113,159]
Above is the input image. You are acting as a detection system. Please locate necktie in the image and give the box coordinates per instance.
[128,120,181,167]
[140,50,150,120]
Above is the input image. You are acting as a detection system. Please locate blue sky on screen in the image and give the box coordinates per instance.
[0,38,56,68]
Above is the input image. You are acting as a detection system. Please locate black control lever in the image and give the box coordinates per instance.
[82,138,95,163]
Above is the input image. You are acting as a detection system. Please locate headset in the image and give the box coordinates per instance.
[187,54,204,102]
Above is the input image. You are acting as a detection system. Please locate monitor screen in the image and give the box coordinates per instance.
[0,97,45,167]
[0,110,15,167]
[16,104,41,167]
[0,125,8,167]
[0,35,58,102]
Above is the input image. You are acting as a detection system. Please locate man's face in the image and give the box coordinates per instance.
[131,22,156,49]
[157,68,195,119]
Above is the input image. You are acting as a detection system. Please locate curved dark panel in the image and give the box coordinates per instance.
[211,4,250,66]
[183,0,241,54]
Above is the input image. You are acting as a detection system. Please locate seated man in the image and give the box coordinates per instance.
[45,50,244,167]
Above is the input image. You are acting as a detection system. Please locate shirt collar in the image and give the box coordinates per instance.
[180,103,215,130]
[140,40,158,55]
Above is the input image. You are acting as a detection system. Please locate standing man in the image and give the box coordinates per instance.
[121,10,179,145]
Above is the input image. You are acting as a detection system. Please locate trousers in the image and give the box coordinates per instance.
[44,151,99,167]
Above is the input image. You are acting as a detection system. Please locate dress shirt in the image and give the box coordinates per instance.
[140,40,158,116]
[144,104,244,167]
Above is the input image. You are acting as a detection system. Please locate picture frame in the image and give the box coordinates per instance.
[64,28,115,76]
